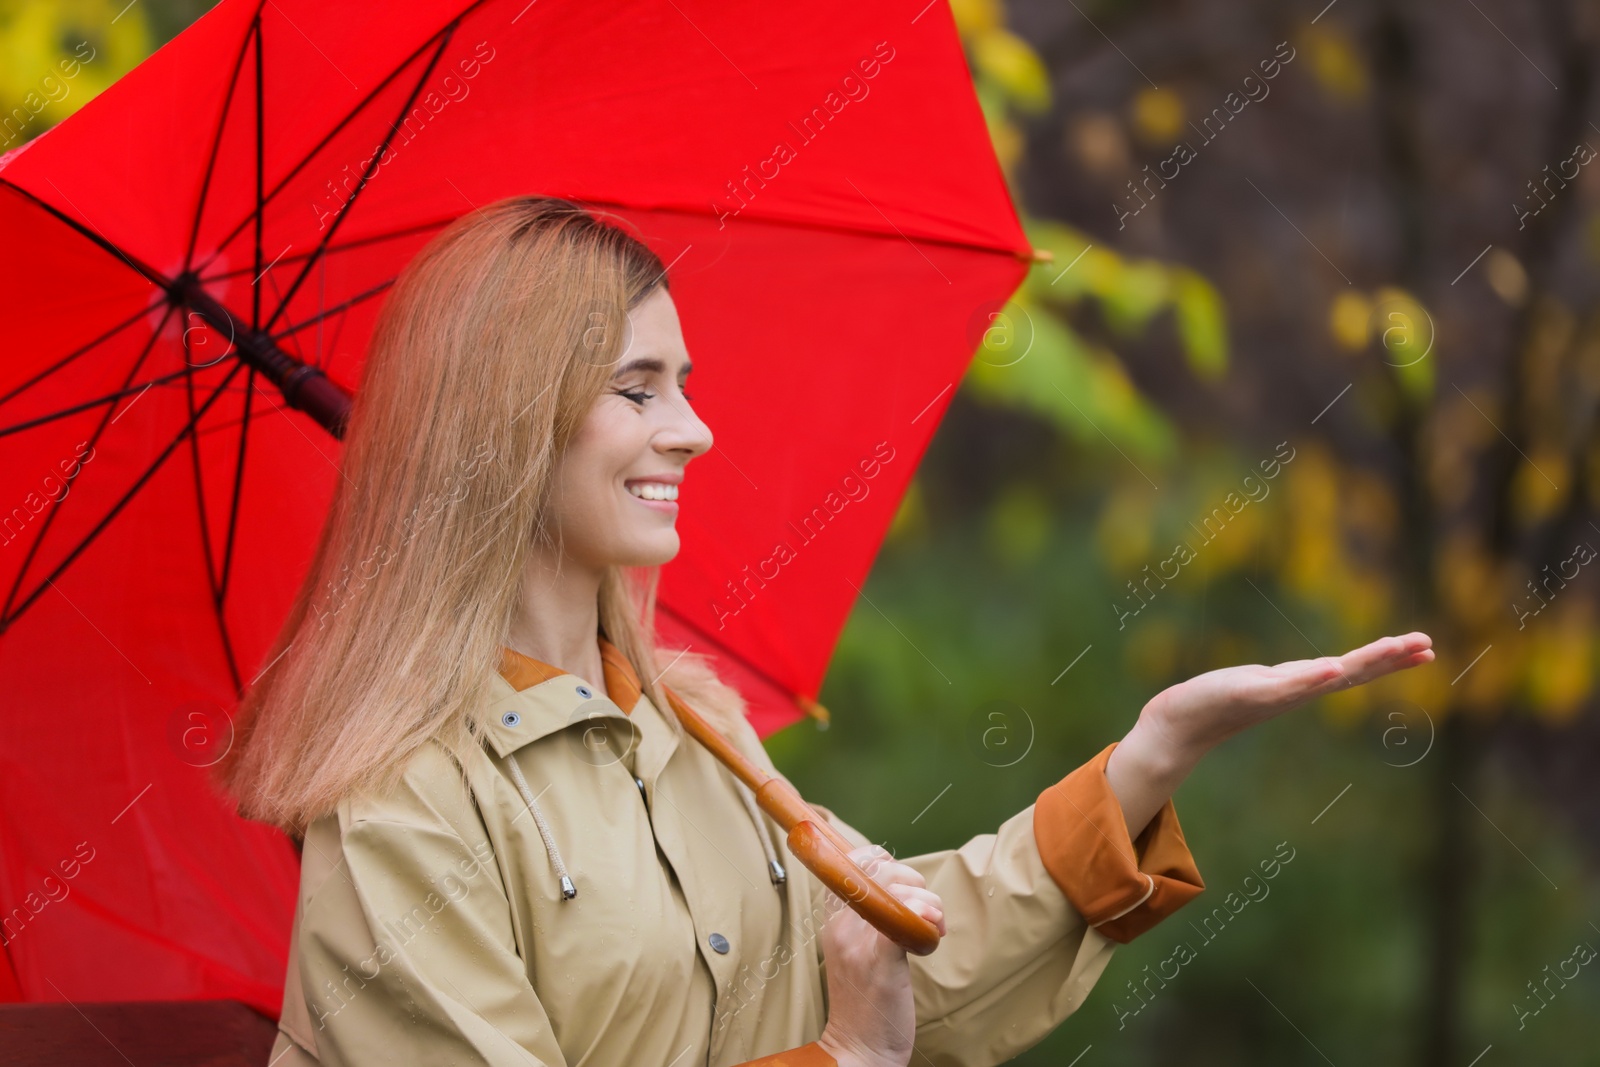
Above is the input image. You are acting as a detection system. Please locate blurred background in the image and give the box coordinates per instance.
[6,0,1598,1063]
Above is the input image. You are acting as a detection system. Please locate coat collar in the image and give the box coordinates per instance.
[497,636,642,713]
[478,636,651,760]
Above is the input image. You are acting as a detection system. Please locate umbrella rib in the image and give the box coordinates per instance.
[314,252,326,368]
[0,360,248,634]
[0,366,210,440]
[580,193,1034,265]
[181,347,249,694]
[1,302,178,623]
[252,10,267,331]
[194,2,489,279]
[270,276,395,343]
[0,178,171,291]
[218,366,257,624]
[262,24,458,334]
[320,285,355,373]
[182,4,262,271]
[198,218,448,283]
[0,305,150,411]
[259,255,306,363]
[181,329,225,627]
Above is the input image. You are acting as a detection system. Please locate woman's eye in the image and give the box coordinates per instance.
[681,390,695,402]
[618,389,655,405]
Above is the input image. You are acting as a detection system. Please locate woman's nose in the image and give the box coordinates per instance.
[658,395,713,459]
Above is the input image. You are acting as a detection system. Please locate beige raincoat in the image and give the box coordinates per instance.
[267,640,1204,1066]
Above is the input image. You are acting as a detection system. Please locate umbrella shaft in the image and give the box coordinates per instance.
[174,276,352,439]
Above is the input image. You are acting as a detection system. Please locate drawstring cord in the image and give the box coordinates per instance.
[663,683,786,887]
[504,754,578,900]
[734,781,787,885]
[498,699,788,901]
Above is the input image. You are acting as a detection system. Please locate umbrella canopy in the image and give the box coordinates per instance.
[0,0,1031,1009]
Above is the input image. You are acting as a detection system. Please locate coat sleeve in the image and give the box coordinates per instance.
[286,805,569,1067]
[810,740,1205,1067]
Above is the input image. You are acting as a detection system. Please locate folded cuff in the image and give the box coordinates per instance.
[1033,741,1205,943]
[737,1042,836,1066]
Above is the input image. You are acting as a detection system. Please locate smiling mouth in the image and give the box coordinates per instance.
[626,482,679,502]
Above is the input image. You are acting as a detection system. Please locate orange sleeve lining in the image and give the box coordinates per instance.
[1032,741,1205,943]
[736,1041,837,1066]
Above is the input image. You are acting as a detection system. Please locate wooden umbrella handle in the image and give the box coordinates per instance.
[661,687,943,957]
[786,820,942,956]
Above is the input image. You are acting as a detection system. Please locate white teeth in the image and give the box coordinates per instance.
[627,482,678,502]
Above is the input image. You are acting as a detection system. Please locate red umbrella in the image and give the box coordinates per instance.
[0,0,1032,1010]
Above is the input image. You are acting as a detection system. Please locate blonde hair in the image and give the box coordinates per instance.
[220,196,747,832]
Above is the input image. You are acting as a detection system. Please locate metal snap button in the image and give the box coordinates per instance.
[576,684,594,699]
[708,932,730,954]
[501,711,521,728]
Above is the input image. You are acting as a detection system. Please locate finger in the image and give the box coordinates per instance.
[1275,634,1432,677]
[886,884,944,912]
[1334,633,1434,686]
[847,845,893,877]
[869,861,926,890]
[1354,632,1433,664]
[846,847,925,889]
[1278,633,1433,693]
[888,884,947,936]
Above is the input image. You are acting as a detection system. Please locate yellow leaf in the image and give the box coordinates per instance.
[971,28,1052,113]
[1328,291,1372,351]
[1080,244,1126,299]
[1171,268,1229,380]
[1100,259,1170,334]
[989,115,1024,172]
[1129,87,1185,144]
[1524,612,1594,722]
[1371,287,1436,402]
[1300,25,1369,102]
[1511,447,1570,526]
[0,0,151,135]
[887,478,927,544]
[949,0,1003,36]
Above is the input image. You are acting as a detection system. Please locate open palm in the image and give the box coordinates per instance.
[1141,632,1436,757]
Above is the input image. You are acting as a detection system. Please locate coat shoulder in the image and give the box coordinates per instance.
[338,735,493,838]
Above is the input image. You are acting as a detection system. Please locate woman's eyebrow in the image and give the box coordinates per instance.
[613,357,693,378]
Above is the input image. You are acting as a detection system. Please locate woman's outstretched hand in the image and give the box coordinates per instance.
[1107,632,1435,837]
[1143,631,1434,757]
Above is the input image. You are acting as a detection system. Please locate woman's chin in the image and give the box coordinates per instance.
[616,533,680,569]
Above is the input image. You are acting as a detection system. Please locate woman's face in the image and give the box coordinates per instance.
[545,287,713,572]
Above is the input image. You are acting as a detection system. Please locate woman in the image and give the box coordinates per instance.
[221,197,1433,1067]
